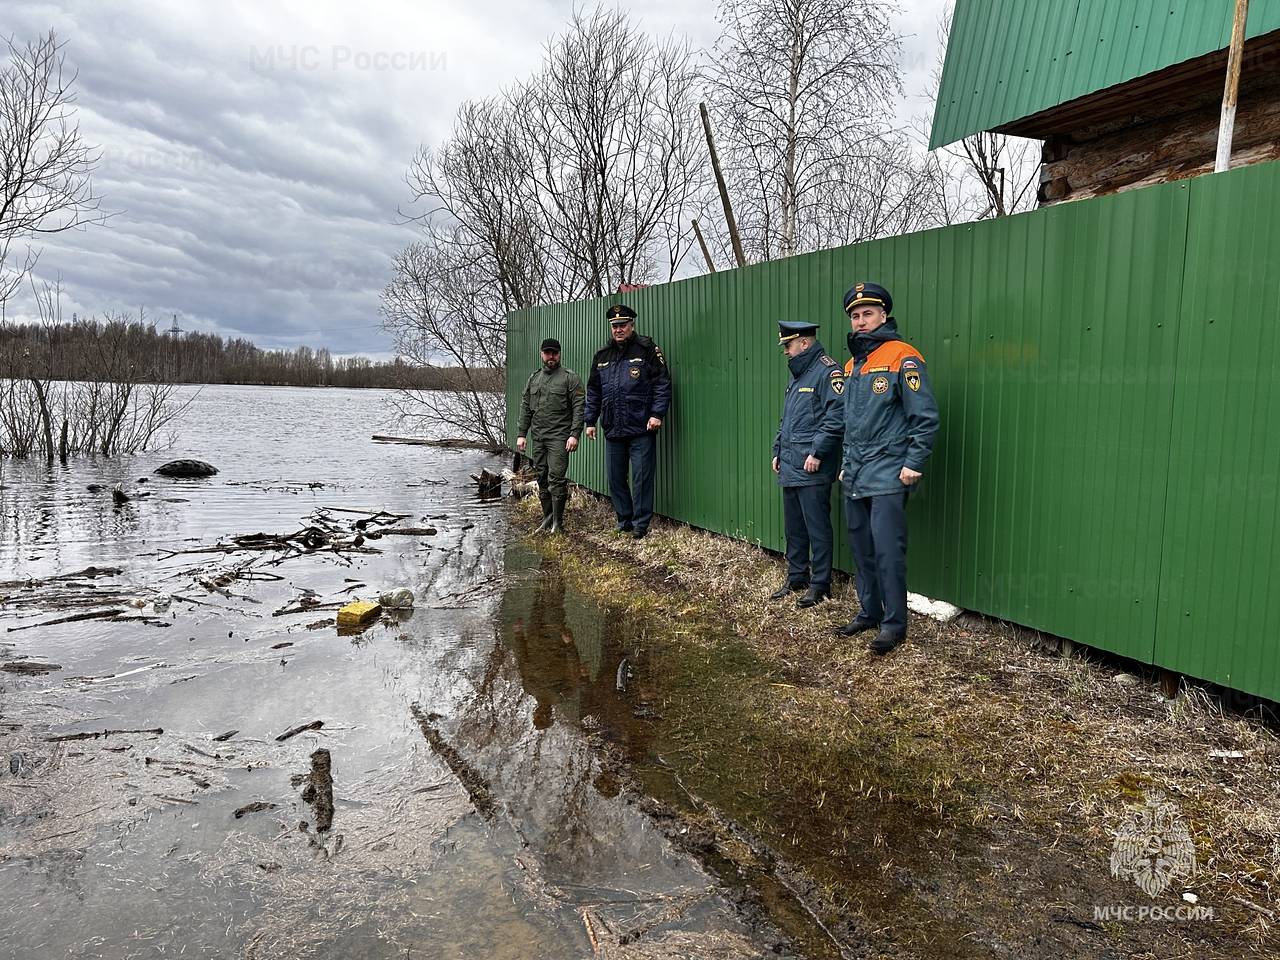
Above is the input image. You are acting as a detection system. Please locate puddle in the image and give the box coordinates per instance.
[0,386,779,959]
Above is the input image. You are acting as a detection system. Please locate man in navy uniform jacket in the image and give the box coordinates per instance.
[584,304,672,539]
[771,321,845,608]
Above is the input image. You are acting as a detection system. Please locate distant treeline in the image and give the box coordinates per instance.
[0,319,500,390]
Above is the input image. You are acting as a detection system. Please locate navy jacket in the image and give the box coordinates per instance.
[840,320,940,499]
[584,333,672,439]
[772,340,844,487]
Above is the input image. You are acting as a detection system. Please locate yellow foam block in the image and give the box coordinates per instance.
[337,600,382,626]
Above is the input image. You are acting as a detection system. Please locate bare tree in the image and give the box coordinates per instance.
[926,7,1040,219]
[947,130,1040,219]
[513,7,706,296]
[0,30,106,316]
[380,229,508,449]
[0,296,194,459]
[387,8,707,447]
[704,0,902,260]
[25,273,61,458]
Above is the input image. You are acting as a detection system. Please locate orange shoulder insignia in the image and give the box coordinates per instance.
[862,341,923,373]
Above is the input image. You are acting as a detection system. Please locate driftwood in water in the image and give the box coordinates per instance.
[502,467,538,499]
[1,661,61,675]
[233,800,277,819]
[0,566,122,590]
[471,469,503,499]
[46,727,163,742]
[276,719,324,742]
[371,434,491,450]
[300,748,335,832]
[6,608,127,633]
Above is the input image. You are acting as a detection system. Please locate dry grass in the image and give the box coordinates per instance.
[516,489,1280,950]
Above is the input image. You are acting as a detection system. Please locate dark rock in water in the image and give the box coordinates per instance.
[112,485,131,505]
[86,484,104,493]
[155,459,218,478]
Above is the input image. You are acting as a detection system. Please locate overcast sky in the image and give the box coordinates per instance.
[6,1,949,356]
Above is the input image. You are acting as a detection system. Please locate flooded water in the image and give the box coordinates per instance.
[0,386,774,960]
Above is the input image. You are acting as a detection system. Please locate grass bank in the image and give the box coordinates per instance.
[514,489,1279,958]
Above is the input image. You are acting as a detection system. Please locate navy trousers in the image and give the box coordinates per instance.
[605,432,656,531]
[781,484,835,590]
[844,492,909,635]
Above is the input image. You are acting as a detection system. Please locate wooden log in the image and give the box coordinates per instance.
[1040,68,1280,203]
[471,469,503,499]
[300,749,335,832]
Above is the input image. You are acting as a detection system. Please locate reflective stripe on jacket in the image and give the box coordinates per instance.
[840,320,939,499]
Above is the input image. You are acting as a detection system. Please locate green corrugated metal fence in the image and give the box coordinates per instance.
[930,0,1280,148]
[506,159,1280,702]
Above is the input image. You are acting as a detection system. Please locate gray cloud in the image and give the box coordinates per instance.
[6,1,947,353]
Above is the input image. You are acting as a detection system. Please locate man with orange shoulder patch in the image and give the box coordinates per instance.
[836,282,939,655]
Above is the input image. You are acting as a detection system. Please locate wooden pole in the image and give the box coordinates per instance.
[1215,0,1250,173]
[699,103,746,268]
[691,219,717,273]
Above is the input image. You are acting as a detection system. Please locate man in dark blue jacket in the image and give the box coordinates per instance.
[584,304,672,539]
[770,321,845,608]
[837,282,940,654]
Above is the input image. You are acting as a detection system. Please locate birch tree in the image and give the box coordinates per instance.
[703,0,903,260]
[385,8,707,446]
[0,30,106,316]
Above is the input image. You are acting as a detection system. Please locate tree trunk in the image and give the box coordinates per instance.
[31,379,55,462]
[780,32,802,258]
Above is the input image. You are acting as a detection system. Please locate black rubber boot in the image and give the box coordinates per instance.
[548,496,566,534]
[536,492,553,532]
[835,617,878,637]
[796,586,830,609]
[769,583,808,601]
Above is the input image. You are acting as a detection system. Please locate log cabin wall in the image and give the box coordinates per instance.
[1038,63,1280,204]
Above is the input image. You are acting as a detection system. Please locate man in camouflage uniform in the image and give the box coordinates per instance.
[517,337,585,534]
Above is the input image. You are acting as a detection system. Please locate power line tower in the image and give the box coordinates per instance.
[167,314,183,336]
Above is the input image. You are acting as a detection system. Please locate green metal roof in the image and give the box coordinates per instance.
[930,0,1280,149]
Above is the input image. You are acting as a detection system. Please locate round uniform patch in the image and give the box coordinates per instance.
[629,367,641,379]
[871,375,890,395]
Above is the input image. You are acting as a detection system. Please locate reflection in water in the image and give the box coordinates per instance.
[0,386,771,960]
[453,543,679,892]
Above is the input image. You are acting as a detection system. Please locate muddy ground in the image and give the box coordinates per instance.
[511,488,1280,959]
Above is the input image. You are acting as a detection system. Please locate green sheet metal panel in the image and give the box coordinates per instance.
[930,0,1280,149]
[1155,161,1280,701]
[813,185,1187,659]
[507,176,1207,668]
